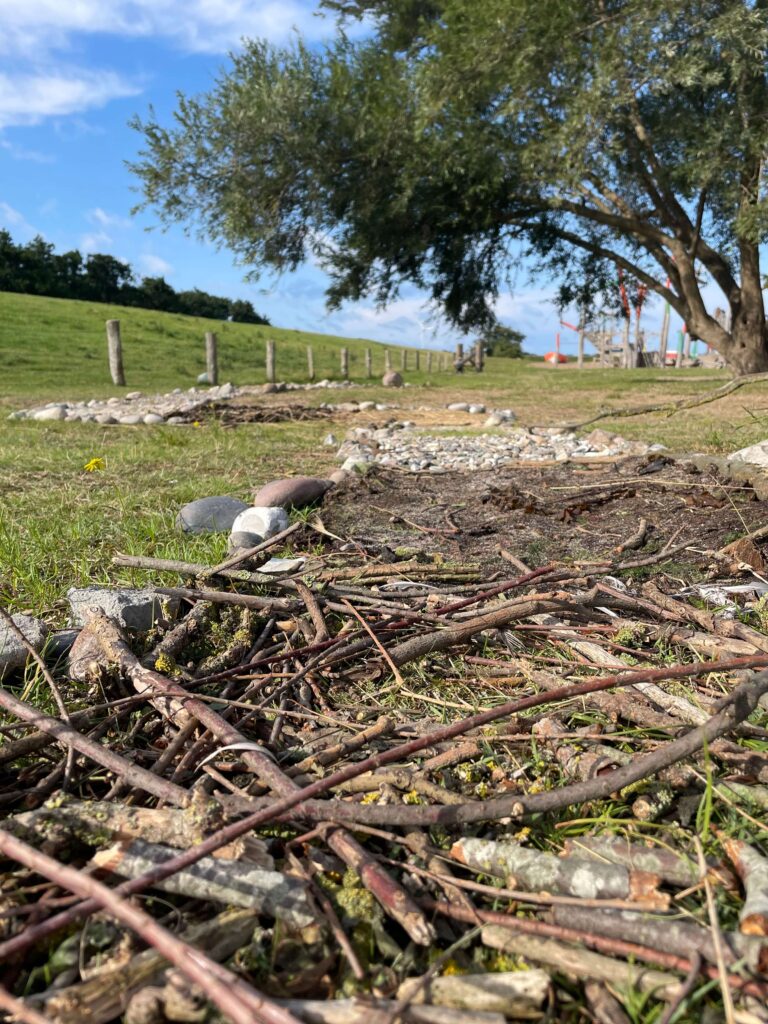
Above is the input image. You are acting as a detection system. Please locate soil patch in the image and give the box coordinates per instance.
[321,454,763,574]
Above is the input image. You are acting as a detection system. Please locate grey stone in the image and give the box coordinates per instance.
[323,433,339,446]
[95,414,118,425]
[232,506,290,540]
[107,396,122,406]
[166,416,186,425]
[0,614,48,678]
[228,531,264,553]
[197,372,210,384]
[7,410,27,420]
[358,401,376,411]
[336,402,360,413]
[33,405,67,421]
[341,456,372,474]
[143,413,165,425]
[484,414,504,428]
[126,391,143,400]
[382,371,403,387]
[177,495,250,534]
[328,468,350,485]
[67,586,180,631]
[447,402,469,412]
[251,477,331,509]
[468,404,486,414]
[117,414,142,425]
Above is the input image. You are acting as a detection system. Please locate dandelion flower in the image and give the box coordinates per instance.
[83,457,106,473]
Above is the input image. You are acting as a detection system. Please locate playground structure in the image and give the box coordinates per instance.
[556,275,728,369]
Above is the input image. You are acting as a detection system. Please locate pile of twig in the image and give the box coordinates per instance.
[2,521,768,1023]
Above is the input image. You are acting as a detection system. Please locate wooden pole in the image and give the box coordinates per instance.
[456,343,464,366]
[340,347,349,379]
[385,350,392,372]
[266,339,276,383]
[307,345,315,381]
[106,320,126,386]
[577,325,585,369]
[675,329,685,368]
[474,340,484,372]
[414,349,420,371]
[365,348,372,378]
[401,348,407,371]
[426,351,433,373]
[205,332,218,386]
[621,318,631,369]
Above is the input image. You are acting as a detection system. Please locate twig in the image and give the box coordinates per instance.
[0,829,302,1024]
[200,521,303,578]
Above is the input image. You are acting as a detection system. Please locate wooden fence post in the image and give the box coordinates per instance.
[307,345,315,381]
[415,350,420,371]
[106,320,126,386]
[474,340,484,372]
[266,339,276,383]
[365,348,372,378]
[577,326,585,370]
[659,303,670,367]
[426,351,433,373]
[385,350,392,372]
[341,347,349,379]
[205,331,218,385]
[401,348,407,371]
[456,343,464,366]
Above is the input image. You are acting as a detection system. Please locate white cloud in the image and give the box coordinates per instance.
[80,230,112,252]
[0,200,38,240]
[0,1,335,58]
[0,69,141,128]
[88,207,132,229]
[139,253,174,276]
[0,137,53,162]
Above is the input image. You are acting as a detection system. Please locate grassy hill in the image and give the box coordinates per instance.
[0,291,450,400]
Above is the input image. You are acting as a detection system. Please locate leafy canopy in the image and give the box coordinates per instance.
[130,0,768,354]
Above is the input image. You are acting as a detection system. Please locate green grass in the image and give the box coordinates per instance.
[0,291,451,399]
[4,289,768,616]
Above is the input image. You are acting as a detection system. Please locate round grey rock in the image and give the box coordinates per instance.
[143,413,165,425]
[67,586,180,631]
[382,371,403,387]
[227,530,264,554]
[0,614,48,678]
[177,495,250,534]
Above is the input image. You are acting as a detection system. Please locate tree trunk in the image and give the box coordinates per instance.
[722,314,768,376]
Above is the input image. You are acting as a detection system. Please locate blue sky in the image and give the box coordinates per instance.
[0,0,684,354]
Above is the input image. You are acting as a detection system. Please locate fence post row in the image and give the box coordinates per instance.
[106,320,126,386]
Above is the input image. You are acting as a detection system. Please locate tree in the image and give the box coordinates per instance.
[480,325,525,358]
[130,1,768,374]
[229,298,270,324]
[82,254,134,303]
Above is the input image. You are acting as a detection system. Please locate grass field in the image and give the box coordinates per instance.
[3,289,768,616]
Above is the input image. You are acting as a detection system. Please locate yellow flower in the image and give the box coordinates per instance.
[83,457,106,473]
[192,420,202,428]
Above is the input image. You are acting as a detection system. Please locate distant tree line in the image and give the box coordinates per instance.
[0,229,270,324]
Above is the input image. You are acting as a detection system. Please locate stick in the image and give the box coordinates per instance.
[201,521,303,578]
[5,659,768,963]
[559,371,768,431]
[0,830,301,1024]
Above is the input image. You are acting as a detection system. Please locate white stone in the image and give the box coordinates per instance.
[447,402,469,412]
[231,506,290,541]
[126,391,143,400]
[33,405,67,421]
[358,401,376,411]
[728,440,768,468]
[118,415,142,425]
[323,433,339,446]
[468,404,486,414]
[95,413,118,425]
[143,413,165,425]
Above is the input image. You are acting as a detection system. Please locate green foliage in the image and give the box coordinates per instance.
[130,0,768,371]
[478,324,525,358]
